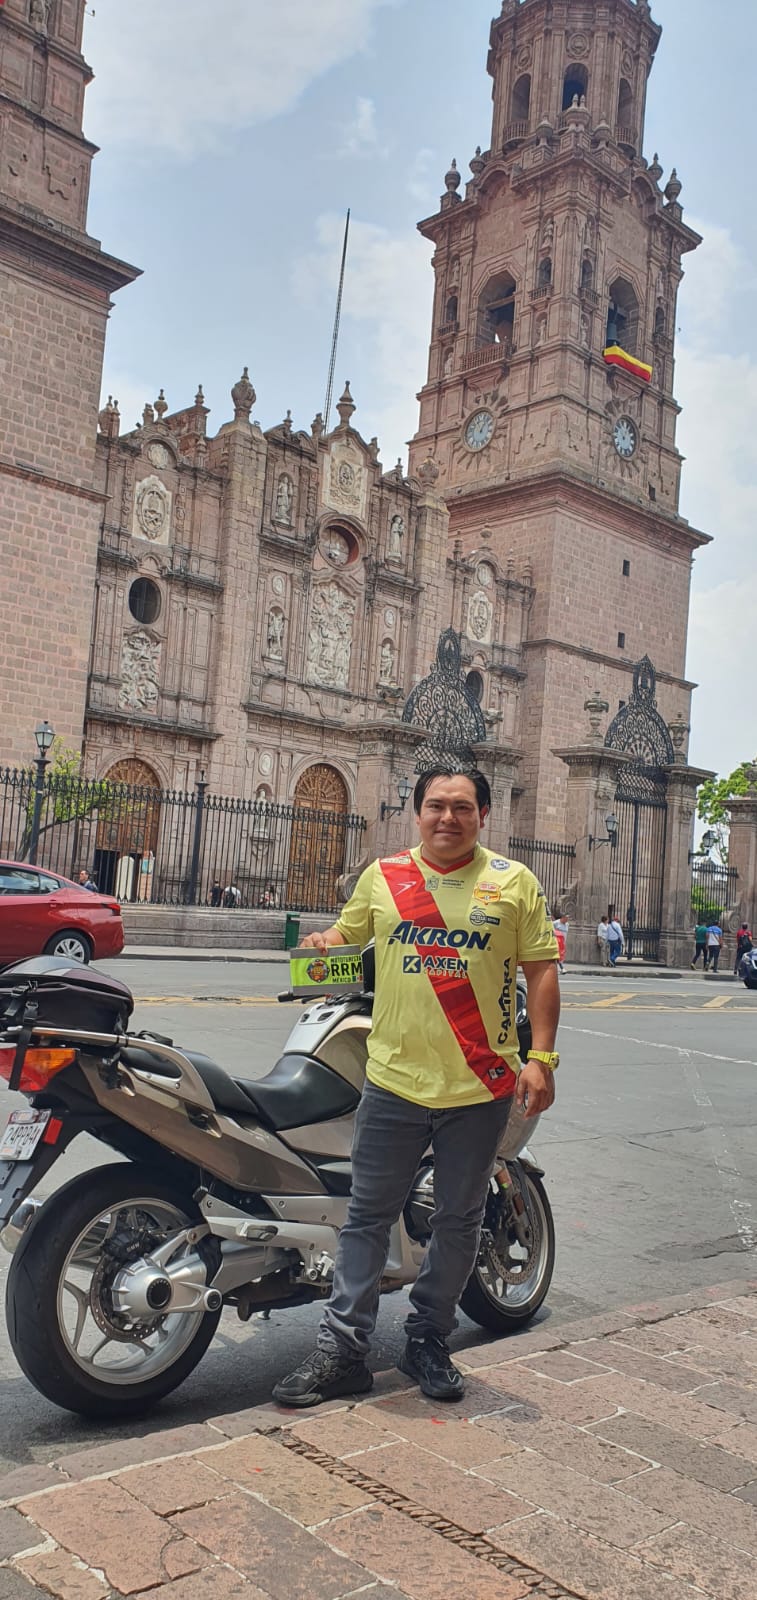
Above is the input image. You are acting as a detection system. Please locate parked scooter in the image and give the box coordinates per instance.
[0,953,555,1418]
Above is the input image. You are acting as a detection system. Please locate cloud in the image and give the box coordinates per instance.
[339,97,386,158]
[406,146,437,206]
[293,212,432,462]
[84,0,405,157]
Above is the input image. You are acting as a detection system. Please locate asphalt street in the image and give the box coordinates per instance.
[1,959,756,1477]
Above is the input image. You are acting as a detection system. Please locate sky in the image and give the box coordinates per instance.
[82,0,757,782]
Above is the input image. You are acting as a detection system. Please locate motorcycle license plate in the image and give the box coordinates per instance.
[0,1110,51,1162]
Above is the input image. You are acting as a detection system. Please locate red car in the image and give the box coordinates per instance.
[0,861,124,966]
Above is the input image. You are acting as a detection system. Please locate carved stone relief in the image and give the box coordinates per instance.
[265,607,285,659]
[133,476,172,544]
[322,440,367,522]
[476,563,494,588]
[306,582,356,690]
[271,573,286,598]
[468,590,493,644]
[118,631,161,714]
[147,443,170,469]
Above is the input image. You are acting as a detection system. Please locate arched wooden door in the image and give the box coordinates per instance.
[287,764,349,912]
[96,758,162,900]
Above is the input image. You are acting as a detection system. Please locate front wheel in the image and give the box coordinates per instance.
[744,978,757,991]
[6,1164,221,1417]
[44,929,92,963]
[460,1165,554,1333]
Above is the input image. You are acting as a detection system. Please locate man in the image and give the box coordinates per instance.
[706,921,723,974]
[273,767,560,1410]
[735,922,753,974]
[77,869,97,892]
[597,915,610,966]
[691,920,708,969]
[553,914,569,973]
[607,916,624,965]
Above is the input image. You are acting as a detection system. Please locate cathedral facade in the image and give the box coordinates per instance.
[1,0,715,960]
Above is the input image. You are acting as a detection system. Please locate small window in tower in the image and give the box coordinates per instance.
[538,256,553,291]
[606,277,639,355]
[128,577,161,625]
[617,631,626,650]
[654,305,666,339]
[466,670,484,704]
[563,63,589,111]
[445,294,458,327]
[617,79,635,136]
[622,559,631,578]
[581,257,594,296]
[510,73,531,125]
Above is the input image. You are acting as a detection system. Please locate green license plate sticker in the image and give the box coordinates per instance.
[289,946,364,996]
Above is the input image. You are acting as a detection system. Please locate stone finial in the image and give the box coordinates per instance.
[311,412,324,440]
[585,688,609,743]
[665,168,682,205]
[336,382,356,426]
[195,384,205,407]
[231,366,256,420]
[142,402,155,427]
[283,409,293,435]
[369,436,381,464]
[668,713,690,763]
[648,152,663,184]
[417,454,440,490]
[444,159,461,195]
[469,146,485,177]
[154,388,168,420]
[97,396,120,440]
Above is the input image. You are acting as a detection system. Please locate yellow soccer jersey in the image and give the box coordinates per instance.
[334,844,559,1109]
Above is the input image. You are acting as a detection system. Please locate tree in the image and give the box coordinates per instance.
[20,742,115,862]
[697,759,756,863]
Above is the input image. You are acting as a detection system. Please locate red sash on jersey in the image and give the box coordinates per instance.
[380,856,515,1099]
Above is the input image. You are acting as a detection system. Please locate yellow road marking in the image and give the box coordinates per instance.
[703,994,735,1009]
[588,993,635,1008]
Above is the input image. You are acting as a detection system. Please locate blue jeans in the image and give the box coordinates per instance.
[608,939,622,964]
[318,1080,512,1359]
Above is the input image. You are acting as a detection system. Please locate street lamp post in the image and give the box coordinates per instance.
[28,720,55,866]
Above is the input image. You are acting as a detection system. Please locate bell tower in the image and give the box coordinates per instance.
[0,0,138,766]
[409,0,710,838]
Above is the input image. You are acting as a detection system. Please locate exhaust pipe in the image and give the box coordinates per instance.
[0,1197,42,1255]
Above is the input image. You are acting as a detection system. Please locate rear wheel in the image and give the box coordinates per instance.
[44,929,91,963]
[461,1165,554,1333]
[6,1164,220,1417]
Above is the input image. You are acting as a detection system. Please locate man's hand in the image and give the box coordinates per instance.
[515,1059,556,1117]
[300,929,345,954]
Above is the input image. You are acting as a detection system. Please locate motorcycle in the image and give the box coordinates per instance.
[738,948,757,990]
[0,953,555,1418]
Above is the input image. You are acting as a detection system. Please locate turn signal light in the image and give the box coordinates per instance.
[0,1046,77,1093]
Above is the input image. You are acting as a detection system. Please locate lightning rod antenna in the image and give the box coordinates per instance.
[323,209,351,431]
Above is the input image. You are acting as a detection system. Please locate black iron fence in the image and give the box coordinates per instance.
[0,768,366,914]
[691,859,739,924]
[508,836,576,913]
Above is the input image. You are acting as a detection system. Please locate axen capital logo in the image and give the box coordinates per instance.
[389,922,491,952]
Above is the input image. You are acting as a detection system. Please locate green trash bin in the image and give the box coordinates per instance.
[284,912,300,951]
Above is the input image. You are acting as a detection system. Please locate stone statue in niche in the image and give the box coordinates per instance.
[274,474,293,524]
[118,632,161,714]
[468,590,492,643]
[30,0,51,33]
[388,514,405,559]
[541,216,554,250]
[266,607,285,659]
[306,582,356,690]
[378,640,395,685]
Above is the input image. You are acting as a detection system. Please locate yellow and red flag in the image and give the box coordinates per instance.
[603,345,653,383]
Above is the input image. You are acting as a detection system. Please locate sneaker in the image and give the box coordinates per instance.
[398,1334,464,1401]
[272,1347,373,1409]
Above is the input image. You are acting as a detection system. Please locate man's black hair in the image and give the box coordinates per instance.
[413,766,491,815]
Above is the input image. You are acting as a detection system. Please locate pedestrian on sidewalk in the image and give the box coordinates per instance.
[607,917,624,965]
[597,915,610,966]
[690,921,708,969]
[706,921,723,973]
[734,922,753,974]
[272,766,560,1411]
[553,914,569,973]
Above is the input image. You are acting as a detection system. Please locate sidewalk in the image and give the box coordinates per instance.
[3,1278,757,1600]
[120,945,689,979]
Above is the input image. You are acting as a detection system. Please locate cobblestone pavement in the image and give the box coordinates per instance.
[2,1279,757,1599]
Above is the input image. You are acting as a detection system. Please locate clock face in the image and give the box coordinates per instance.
[464,410,495,452]
[613,417,638,459]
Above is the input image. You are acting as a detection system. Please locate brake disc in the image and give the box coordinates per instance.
[481,1187,541,1284]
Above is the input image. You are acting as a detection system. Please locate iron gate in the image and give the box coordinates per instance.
[609,764,668,961]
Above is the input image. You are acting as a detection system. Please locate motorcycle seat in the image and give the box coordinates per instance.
[121,1045,360,1132]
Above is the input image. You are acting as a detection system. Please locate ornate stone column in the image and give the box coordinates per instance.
[657,760,714,969]
[471,742,520,855]
[727,767,757,933]
[554,750,633,963]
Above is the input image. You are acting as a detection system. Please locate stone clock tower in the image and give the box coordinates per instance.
[409,0,710,839]
[0,0,138,767]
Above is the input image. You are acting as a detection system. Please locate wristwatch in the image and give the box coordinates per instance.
[527,1050,560,1071]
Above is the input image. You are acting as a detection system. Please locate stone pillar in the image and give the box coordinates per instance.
[352,721,426,869]
[727,772,757,932]
[554,742,633,964]
[471,741,519,855]
[658,762,713,969]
